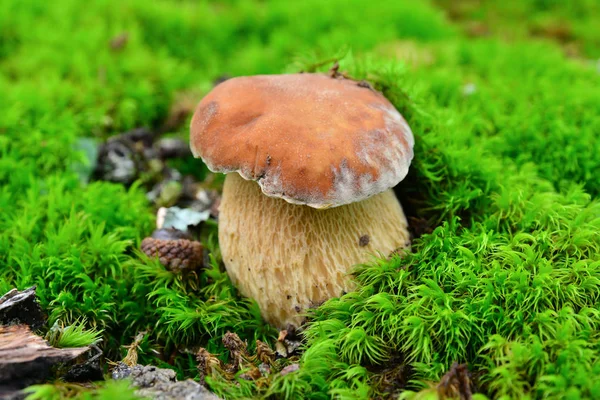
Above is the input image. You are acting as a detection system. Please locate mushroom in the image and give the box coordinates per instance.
[190,73,414,328]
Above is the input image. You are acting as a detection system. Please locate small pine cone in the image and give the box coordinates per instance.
[141,237,203,272]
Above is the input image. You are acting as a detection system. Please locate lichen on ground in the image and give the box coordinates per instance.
[1,0,599,399]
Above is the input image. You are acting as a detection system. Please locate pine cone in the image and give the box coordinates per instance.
[140,237,203,272]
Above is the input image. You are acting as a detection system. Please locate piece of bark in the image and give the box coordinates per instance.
[0,325,89,387]
[0,286,46,330]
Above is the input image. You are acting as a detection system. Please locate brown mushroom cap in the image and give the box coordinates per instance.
[190,73,414,209]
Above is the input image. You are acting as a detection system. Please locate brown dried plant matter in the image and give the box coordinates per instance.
[255,340,276,365]
[222,332,249,373]
[197,333,288,388]
[196,348,224,386]
[122,331,147,367]
[219,173,410,328]
[437,362,473,400]
[219,332,265,381]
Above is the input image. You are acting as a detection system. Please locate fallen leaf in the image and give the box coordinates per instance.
[160,206,210,232]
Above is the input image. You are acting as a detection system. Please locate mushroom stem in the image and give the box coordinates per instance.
[218,173,411,328]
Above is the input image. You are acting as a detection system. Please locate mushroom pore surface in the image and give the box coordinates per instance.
[219,173,411,328]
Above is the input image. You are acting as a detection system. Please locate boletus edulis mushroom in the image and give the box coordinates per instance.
[190,73,414,328]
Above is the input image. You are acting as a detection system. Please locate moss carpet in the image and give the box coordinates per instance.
[1,0,599,398]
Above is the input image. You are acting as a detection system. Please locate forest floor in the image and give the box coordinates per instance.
[1,0,599,399]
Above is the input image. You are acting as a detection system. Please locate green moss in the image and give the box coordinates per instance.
[2,0,600,399]
[435,0,600,58]
[47,319,104,348]
[23,380,140,400]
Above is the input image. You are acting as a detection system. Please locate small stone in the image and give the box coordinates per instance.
[112,362,221,400]
[258,363,271,377]
[285,338,302,356]
[275,341,288,358]
[279,364,300,376]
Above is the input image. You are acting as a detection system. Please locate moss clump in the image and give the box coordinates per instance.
[23,380,139,400]
[1,0,599,399]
